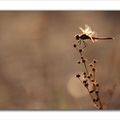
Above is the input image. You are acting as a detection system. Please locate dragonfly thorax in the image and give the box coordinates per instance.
[79,34,91,40]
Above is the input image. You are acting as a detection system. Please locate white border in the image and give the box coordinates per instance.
[0,111,120,120]
[0,1,119,10]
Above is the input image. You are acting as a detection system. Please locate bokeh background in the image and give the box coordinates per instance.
[0,11,119,109]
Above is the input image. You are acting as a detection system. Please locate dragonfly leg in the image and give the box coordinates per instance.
[82,40,87,49]
[78,39,81,46]
[78,40,87,49]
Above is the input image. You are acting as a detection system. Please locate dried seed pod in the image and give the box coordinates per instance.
[73,44,77,48]
[79,49,83,53]
[83,80,87,84]
[93,98,96,102]
[84,75,87,78]
[81,57,84,59]
[83,73,87,78]
[87,76,90,79]
[77,61,81,64]
[90,73,93,77]
[83,72,86,75]
[95,91,99,94]
[76,74,80,78]
[89,90,94,93]
[84,83,88,87]
[93,60,97,63]
[96,83,99,87]
[82,59,86,63]
[91,80,95,82]
[89,64,93,67]
[92,68,96,72]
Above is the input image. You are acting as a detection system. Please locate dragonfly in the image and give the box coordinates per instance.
[75,25,113,48]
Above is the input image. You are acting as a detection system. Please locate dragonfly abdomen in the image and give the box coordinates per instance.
[92,37,113,40]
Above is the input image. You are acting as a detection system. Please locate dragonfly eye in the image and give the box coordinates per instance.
[75,34,80,40]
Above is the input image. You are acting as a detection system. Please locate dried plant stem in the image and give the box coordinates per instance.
[83,62,89,74]
[93,71,95,80]
[79,49,89,74]
[74,42,103,109]
[78,76,102,109]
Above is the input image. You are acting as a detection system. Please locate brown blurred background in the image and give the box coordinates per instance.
[0,11,119,110]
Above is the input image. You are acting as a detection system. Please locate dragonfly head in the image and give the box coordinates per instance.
[75,34,80,40]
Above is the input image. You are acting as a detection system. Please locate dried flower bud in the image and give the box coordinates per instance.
[75,34,80,40]
[87,76,90,79]
[79,49,82,53]
[93,59,97,63]
[89,90,94,93]
[96,83,99,87]
[82,59,86,63]
[84,76,87,78]
[83,72,86,75]
[83,72,87,78]
[83,80,87,84]
[92,68,96,71]
[89,64,93,67]
[81,57,84,59]
[73,44,77,48]
[90,73,93,77]
[76,74,80,78]
[95,91,99,94]
[84,83,88,87]
[91,80,95,82]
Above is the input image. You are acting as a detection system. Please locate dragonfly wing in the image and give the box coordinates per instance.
[79,25,92,34]
[79,27,85,34]
[79,25,96,38]
[85,24,95,36]
[85,24,92,32]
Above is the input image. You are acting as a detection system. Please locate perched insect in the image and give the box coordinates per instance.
[75,25,113,48]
